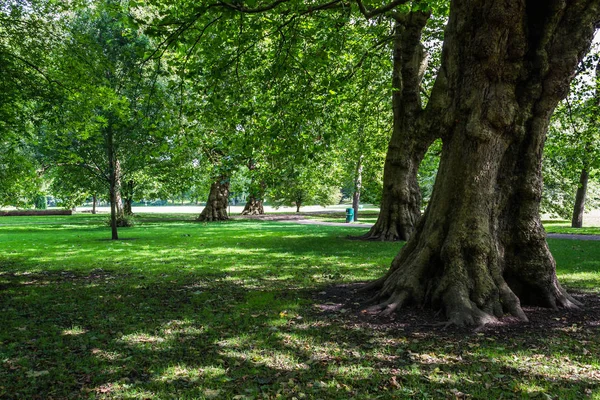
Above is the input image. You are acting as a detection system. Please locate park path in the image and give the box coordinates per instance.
[274,218,600,241]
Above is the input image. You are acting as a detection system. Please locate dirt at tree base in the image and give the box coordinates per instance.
[310,283,600,338]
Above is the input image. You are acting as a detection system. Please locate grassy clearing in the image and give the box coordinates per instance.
[0,214,599,399]
[543,220,600,235]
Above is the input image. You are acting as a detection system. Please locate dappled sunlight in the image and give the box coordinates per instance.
[558,272,600,291]
[466,347,600,384]
[154,364,227,383]
[62,326,87,336]
[327,364,377,379]
[120,332,166,345]
[219,347,307,372]
[1,218,391,288]
[161,319,206,337]
[91,348,125,362]
[405,350,462,366]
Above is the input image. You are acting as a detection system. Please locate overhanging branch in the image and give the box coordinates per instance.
[354,0,411,19]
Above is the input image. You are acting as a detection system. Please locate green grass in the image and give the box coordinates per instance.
[544,220,600,235]
[305,211,380,224]
[0,214,599,399]
[308,214,600,234]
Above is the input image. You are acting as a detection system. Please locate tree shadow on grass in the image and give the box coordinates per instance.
[1,218,599,398]
[1,271,599,399]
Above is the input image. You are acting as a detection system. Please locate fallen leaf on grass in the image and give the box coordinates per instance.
[450,388,470,399]
[25,370,49,378]
[203,389,221,399]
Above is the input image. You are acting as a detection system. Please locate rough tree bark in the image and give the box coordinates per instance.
[359,12,436,241]
[571,168,589,228]
[241,196,265,215]
[241,181,266,215]
[365,0,599,326]
[198,177,230,221]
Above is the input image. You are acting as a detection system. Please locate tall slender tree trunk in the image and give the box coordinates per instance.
[107,127,119,240]
[365,0,598,326]
[198,177,230,221]
[114,160,125,221]
[92,194,97,215]
[571,168,589,228]
[352,155,363,222]
[123,180,134,216]
[359,12,435,241]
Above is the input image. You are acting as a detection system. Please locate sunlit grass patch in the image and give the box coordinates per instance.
[62,325,88,336]
[544,220,600,235]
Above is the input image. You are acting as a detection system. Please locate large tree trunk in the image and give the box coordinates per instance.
[352,155,363,222]
[241,181,266,215]
[366,0,598,326]
[241,196,264,215]
[198,177,230,221]
[359,12,435,241]
[571,168,589,228]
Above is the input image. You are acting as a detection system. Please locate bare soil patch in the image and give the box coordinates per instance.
[311,283,600,338]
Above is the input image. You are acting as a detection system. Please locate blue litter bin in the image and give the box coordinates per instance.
[345,208,354,223]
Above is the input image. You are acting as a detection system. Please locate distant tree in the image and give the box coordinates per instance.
[40,2,175,239]
[543,53,600,227]
[268,155,342,212]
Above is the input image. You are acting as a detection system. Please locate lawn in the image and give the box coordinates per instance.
[308,212,600,233]
[0,214,599,399]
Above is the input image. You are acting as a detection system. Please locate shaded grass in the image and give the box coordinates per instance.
[0,214,599,399]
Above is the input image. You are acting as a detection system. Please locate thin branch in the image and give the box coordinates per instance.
[177,15,224,119]
[565,96,581,137]
[344,35,394,80]
[1,50,71,92]
[215,0,290,14]
[354,0,411,19]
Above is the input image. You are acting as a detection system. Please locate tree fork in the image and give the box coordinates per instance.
[365,0,600,326]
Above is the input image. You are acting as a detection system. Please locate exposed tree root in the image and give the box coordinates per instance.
[355,227,406,242]
[197,212,228,222]
[361,231,542,327]
[241,198,264,216]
